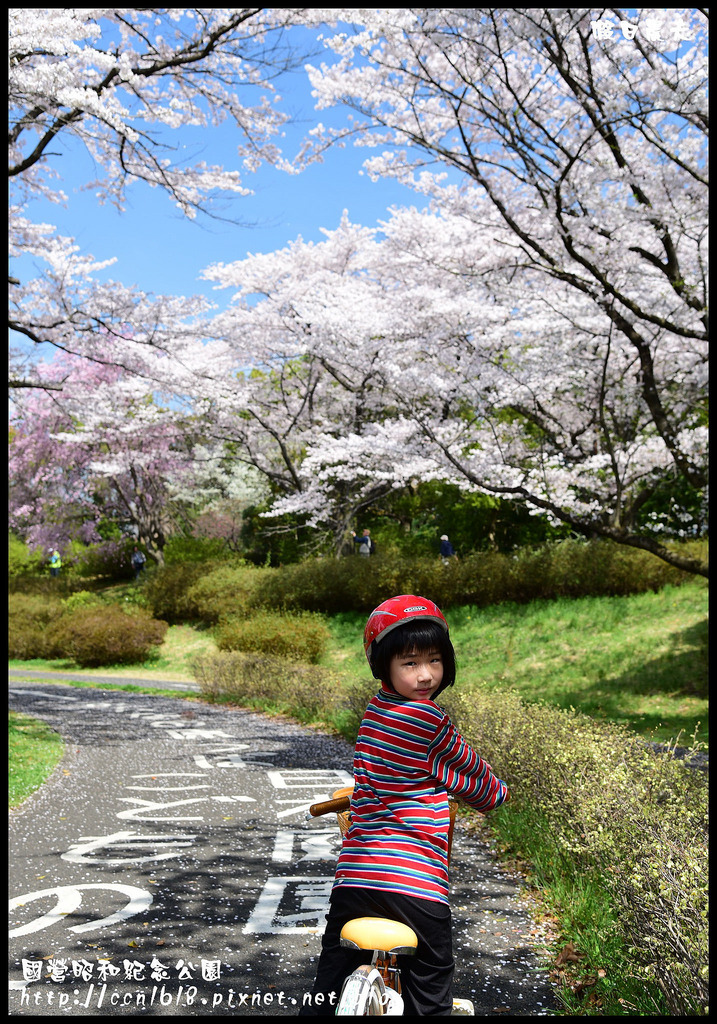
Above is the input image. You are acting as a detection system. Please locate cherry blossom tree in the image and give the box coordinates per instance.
[9,9,708,577]
[8,347,229,565]
[8,7,319,390]
[198,218,402,553]
[9,355,107,556]
[7,6,329,557]
[204,192,707,575]
[212,7,706,575]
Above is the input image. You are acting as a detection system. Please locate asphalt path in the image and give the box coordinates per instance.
[8,677,558,1016]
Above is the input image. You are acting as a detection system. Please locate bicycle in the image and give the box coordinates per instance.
[307,786,475,1016]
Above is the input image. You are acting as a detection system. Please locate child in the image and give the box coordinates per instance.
[300,594,510,1016]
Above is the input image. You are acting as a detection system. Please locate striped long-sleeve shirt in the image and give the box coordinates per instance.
[333,683,509,904]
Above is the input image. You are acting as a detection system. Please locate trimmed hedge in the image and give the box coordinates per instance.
[243,539,707,613]
[214,610,331,663]
[142,562,207,623]
[184,564,268,624]
[8,593,67,660]
[121,539,708,624]
[46,604,169,668]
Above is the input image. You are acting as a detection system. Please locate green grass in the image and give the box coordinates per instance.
[9,581,708,745]
[8,578,708,1016]
[320,583,708,746]
[8,711,65,808]
[478,804,671,1017]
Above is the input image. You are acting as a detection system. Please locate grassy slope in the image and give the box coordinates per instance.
[9,581,708,746]
[9,579,707,1015]
[321,582,708,746]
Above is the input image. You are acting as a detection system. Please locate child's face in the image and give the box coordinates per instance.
[389,647,444,701]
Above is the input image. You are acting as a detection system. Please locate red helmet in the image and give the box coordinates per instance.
[363,594,449,665]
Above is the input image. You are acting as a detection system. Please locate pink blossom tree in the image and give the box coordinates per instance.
[201,8,707,575]
[204,196,707,574]
[8,347,227,565]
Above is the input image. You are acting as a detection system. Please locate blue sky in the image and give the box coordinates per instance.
[17,10,693,317]
[18,62,422,314]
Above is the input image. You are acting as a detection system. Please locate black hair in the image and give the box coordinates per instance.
[369,619,456,697]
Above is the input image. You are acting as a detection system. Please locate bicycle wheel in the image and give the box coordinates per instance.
[335,965,392,1015]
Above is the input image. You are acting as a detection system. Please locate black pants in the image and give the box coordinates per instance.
[298,886,454,1016]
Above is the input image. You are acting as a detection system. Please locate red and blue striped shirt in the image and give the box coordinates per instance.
[333,683,509,904]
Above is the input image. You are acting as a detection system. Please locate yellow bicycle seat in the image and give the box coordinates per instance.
[340,917,418,956]
[332,786,354,800]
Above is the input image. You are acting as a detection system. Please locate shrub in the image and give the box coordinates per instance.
[504,538,688,601]
[259,556,366,612]
[8,534,45,577]
[184,564,268,625]
[193,650,378,738]
[8,574,93,598]
[8,593,66,659]
[192,651,346,724]
[256,539,705,614]
[214,610,331,663]
[440,688,708,1017]
[135,538,708,622]
[163,535,229,564]
[47,604,169,667]
[63,538,135,579]
[143,562,207,623]
[61,590,104,614]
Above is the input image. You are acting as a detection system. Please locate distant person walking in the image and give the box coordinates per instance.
[439,534,456,564]
[131,546,147,580]
[48,549,62,577]
[351,529,376,557]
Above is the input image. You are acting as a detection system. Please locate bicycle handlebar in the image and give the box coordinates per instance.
[307,795,351,818]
